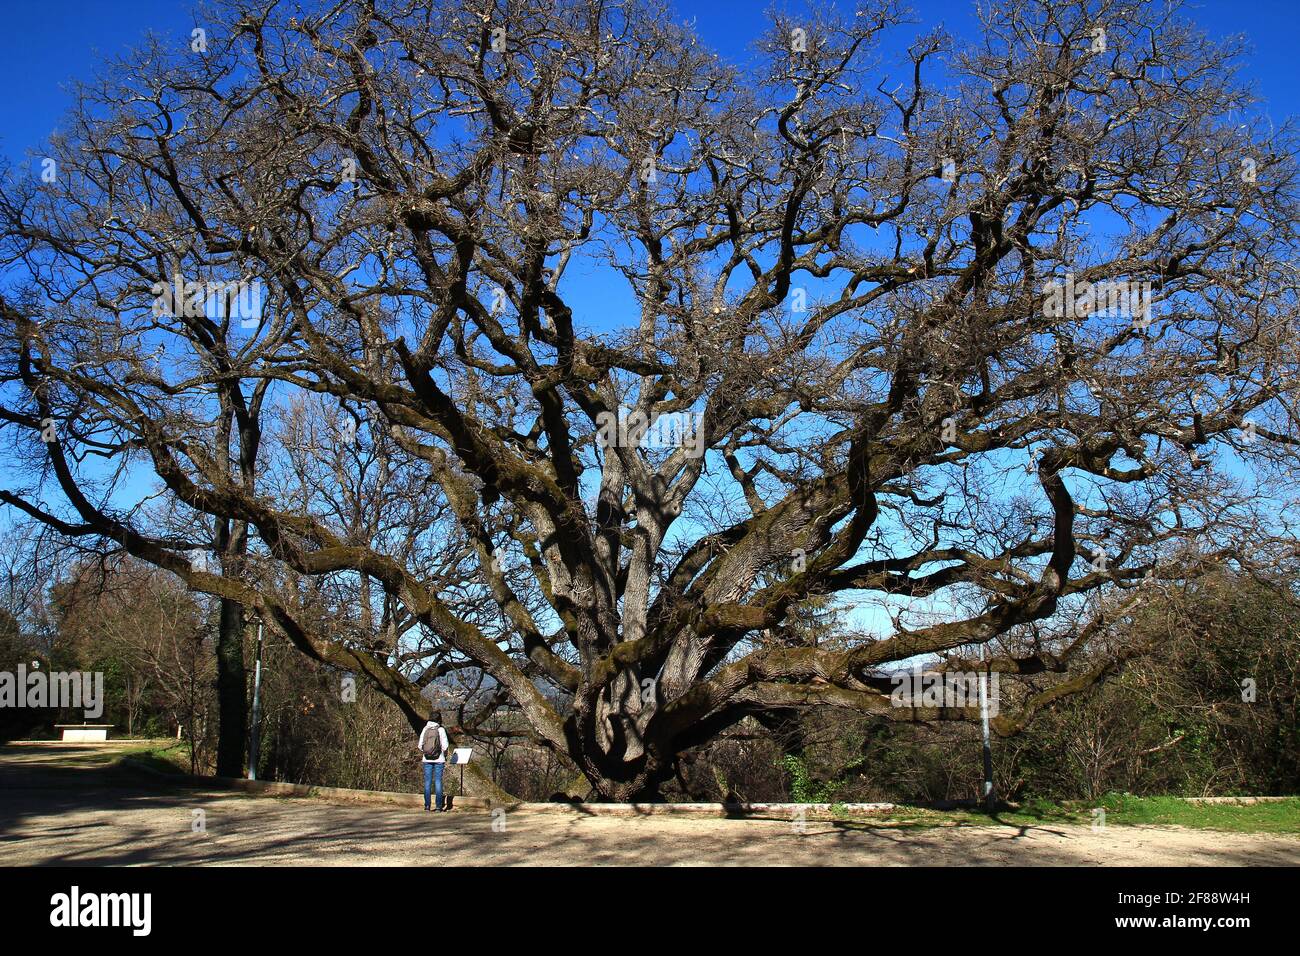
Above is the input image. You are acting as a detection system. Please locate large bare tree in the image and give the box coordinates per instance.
[1,0,1298,799]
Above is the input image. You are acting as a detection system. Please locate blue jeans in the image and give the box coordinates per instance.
[423,761,444,810]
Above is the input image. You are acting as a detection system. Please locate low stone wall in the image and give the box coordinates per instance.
[1179,796,1294,805]
[121,758,880,816]
[115,755,1298,817]
[121,757,493,810]
[508,801,900,818]
[3,738,178,747]
[211,776,494,811]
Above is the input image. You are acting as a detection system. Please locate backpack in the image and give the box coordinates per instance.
[421,723,447,761]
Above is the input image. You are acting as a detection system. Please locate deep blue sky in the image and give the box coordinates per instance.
[0,0,1295,164]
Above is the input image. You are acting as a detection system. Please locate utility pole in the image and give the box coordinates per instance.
[247,621,264,781]
[978,642,995,808]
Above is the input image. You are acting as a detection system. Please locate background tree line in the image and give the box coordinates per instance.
[4,524,1294,803]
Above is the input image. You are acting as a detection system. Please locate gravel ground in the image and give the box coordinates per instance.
[3,743,1298,866]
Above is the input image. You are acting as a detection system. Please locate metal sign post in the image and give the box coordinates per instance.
[978,643,994,807]
[247,621,264,780]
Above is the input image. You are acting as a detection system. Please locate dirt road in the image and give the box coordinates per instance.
[3,744,1297,866]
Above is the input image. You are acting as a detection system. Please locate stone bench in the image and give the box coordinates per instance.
[54,724,114,743]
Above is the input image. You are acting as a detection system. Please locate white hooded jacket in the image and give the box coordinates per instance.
[418,721,449,764]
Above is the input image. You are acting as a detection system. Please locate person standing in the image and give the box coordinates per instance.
[417,712,450,812]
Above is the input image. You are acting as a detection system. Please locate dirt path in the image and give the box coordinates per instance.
[3,744,1297,866]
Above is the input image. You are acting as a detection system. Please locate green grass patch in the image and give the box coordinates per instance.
[116,740,192,776]
[834,794,1300,834]
[1087,793,1300,833]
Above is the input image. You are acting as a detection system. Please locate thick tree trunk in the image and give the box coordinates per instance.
[214,596,247,777]
[210,380,261,778]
